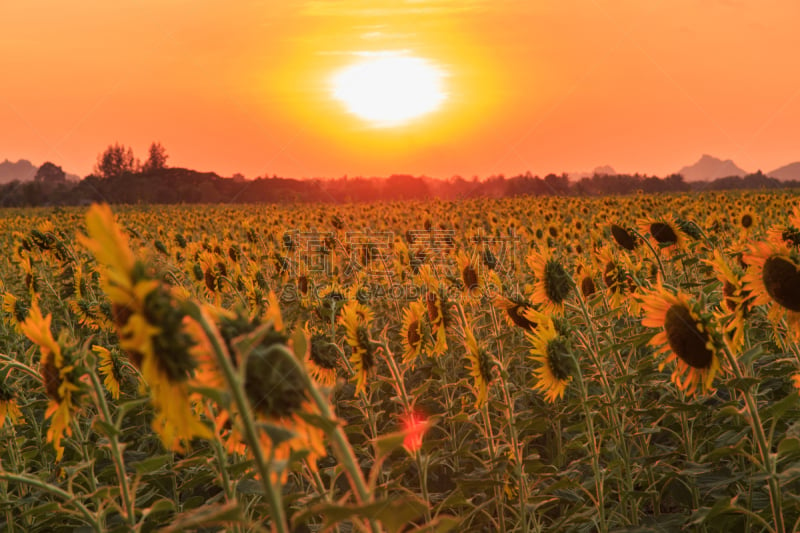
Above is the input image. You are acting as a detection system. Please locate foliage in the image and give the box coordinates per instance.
[1,191,800,532]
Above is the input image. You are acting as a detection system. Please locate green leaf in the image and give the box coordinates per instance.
[161,502,240,533]
[291,326,308,361]
[187,385,227,406]
[778,436,800,458]
[373,430,408,458]
[133,454,171,474]
[763,391,799,421]
[235,478,263,495]
[256,420,295,446]
[144,498,176,515]
[304,497,429,533]
[405,515,460,533]
[295,411,341,433]
[93,419,120,439]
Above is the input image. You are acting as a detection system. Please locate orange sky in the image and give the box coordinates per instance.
[2,1,799,179]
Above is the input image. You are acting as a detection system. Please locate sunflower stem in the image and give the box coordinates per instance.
[480,403,507,533]
[631,228,666,282]
[571,289,638,525]
[187,305,289,533]
[269,344,380,531]
[720,343,784,533]
[570,350,608,533]
[85,362,136,528]
[204,403,242,533]
[0,472,102,533]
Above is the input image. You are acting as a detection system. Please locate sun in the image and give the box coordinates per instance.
[331,53,447,128]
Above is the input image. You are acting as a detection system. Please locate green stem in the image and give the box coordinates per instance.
[631,228,666,281]
[720,344,784,533]
[571,352,607,533]
[188,306,289,533]
[208,426,242,533]
[86,367,136,528]
[0,473,101,533]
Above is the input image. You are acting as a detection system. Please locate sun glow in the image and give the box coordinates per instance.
[331,53,447,127]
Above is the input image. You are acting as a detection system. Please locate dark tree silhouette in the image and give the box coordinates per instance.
[34,162,66,183]
[142,142,168,172]
[94,143,139,178]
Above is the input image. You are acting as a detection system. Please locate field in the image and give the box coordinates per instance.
[1,191,800,532]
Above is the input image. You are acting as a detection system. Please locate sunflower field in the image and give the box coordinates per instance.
[2,191,800,532]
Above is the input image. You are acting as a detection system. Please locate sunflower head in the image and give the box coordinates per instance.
[2,292,29,332]
[0,377,24,428]
[307,328,340,387]
[464,326,495,409]
[495,294,538,332]
[401,301,427,366]
[526,316,573,403]
[743,241,800,335]
[527,248,572,314]
[639,285,723,395]
[610,224,639,251]
[340,301,377,395]
[637,215,686,255]
[456,251,483,296]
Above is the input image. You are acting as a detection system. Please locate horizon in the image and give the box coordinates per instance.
[0,152,792,183]
[2,2,799,180]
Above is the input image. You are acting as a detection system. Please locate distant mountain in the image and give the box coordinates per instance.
[0,158,81,183]
[567,165,616,180]
[0,159,37,184]
[767,162,800,181]
[678,154,747,181]
[593,165,616,176]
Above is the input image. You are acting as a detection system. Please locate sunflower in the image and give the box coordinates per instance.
[494,294,538,332]
[574,260,598,301]
[93,345,124,400]
[610,224,639,251]
[639,285,722,396]
[425,287,452,356]
[597,247,636,310]
[0,378,23,429]
[526,247,572,315]
[198,304,327,483]
[767,206,800,250]
[400,301,426,366]
[637,215,686,255]
[738,209,757,237]
[742,241,800,338]
[456,251,484,298]
[306,326,340,388]
[78,204,211,451]
[705,249,749,351]
[464,325,495,409]
[20,300,81,461]
[339,301,377,395]
[526,315,573,403]
[2,292,29,333]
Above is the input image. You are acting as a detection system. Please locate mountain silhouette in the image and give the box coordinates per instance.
[767,161,800,181]
[0,159,37,184]
[678,154,747,181]
[0,158,80,184]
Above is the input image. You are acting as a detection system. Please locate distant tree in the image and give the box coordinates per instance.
[94,143,139,179]
[34,161,66,183]
[142,142,168,172]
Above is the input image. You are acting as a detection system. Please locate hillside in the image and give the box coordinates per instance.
[678,154,747,181]
[768,162,800,181]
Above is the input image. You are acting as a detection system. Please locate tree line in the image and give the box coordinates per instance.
[1,143,798,207]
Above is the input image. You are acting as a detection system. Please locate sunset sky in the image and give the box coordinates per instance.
[1,1,799,180]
